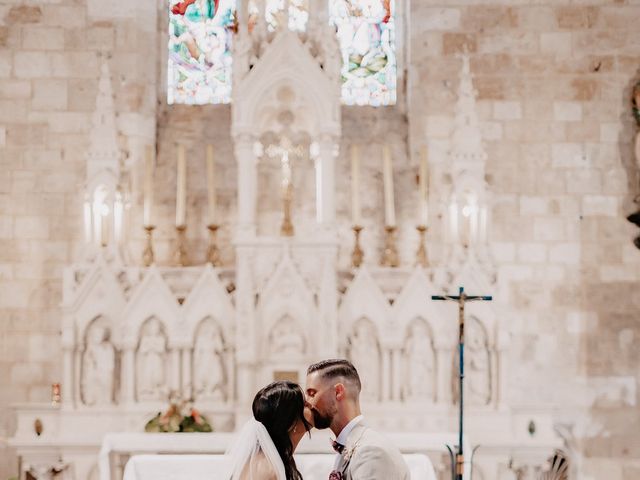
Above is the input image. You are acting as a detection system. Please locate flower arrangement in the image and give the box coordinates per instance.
[144,392,213,433]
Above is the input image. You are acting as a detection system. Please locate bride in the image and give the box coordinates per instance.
[227,381,314,480]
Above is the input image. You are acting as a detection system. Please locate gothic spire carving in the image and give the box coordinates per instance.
[450,53,487,168]
[86,57,121,180]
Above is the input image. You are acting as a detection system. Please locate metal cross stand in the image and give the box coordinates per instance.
[432,286,492,480]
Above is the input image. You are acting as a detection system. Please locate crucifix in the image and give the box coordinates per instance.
[265,136,305,236]
[432,286,492,480]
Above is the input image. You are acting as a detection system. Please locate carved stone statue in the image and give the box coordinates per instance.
[193,319,227,401]
[464,317,491,405]
[403,320,434,401]
[136,318,167,402]
[269,315,305,356]
[81,321,115,406]
[348,320,380,401]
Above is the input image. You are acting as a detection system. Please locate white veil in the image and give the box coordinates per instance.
[225,419,287,480]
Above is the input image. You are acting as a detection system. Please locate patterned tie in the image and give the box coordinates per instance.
[331,439,345,454]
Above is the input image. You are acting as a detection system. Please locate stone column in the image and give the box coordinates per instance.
[235,246,256,408]
[225,348,235,403]
[61,325,75,409]
[391,347,402,401]
[121,347,135,404]
[62,348,74,409]
[435,341,452,404]
[234,134,258,235]
[73,349,82,406]
[318,249,338,357]
[315,134,337,225]
[181,348,192,400]
[496,330,509,408]
[170,348,181,393]
[381,348,391,401]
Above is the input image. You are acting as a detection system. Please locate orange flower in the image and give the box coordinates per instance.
[191,408,202,424]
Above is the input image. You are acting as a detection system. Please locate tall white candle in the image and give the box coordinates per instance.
[114,192,123,244]
[351,144,361,225]
[83,197,92,243]
[419,145,428,226]
[143,146,154,227]
[93,198,102,246]
[100,205,109,246]
[382,144,395,227]
[469,204,478,245]
[206,144,217,225]
[479,205,488,243]
[176,145,187,227]
[449,202,458,242]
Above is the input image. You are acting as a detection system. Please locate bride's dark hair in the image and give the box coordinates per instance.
[252,381,312,480]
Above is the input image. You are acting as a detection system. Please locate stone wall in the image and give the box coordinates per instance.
[0,0,159,477]
[408,2,640,478]
[1,0,639,479]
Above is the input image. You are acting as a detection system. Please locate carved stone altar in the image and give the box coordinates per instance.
[10,4,564,480]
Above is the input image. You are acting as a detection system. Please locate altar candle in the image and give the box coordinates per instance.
[419,145,429,226]
[351,144,361,225]
[382,144,396,227]
[143,146,154,228]
[206,144,217,225]
[83,197,92,243]
[469,204,478,244]
[93,198,102,246]
[100,205,109,246]
[176,145,187,227]
[114,192,123,243]
[449,202,458,241]
[479,205,488,243]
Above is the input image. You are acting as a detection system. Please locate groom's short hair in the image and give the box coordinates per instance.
[307,359,361,393]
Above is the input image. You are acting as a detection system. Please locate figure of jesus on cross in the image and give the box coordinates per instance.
[432,286,492,480]
[265,136,305,236]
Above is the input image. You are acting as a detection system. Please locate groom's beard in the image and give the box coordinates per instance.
[311,409,332,430]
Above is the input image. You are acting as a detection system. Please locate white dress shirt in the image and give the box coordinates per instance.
[333,415,364,468]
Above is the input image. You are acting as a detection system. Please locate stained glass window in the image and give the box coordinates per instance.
[330,0,396,106]
[248,0,309,32]
[167,0,237,105]
[167,0,396,107]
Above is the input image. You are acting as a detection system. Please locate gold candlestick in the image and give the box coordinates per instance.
[142,225,156,267]
[173,225,189,266]
[281,183,294,237]
[381,225,399,267]
[351,225,364,268]
[206,224,222,266]
[416,225,428,267]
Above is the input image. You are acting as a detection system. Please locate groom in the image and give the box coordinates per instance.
[305,359,410,480]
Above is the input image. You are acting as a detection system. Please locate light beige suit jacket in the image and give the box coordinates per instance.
[334,422,410,480]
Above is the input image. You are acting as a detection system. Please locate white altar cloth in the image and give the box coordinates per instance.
[101,431,462,480]
[122,453,437,480]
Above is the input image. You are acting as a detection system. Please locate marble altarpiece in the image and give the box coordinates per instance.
[10,3,566,480]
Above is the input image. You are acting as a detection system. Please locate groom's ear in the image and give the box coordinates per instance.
[334,383,345,401]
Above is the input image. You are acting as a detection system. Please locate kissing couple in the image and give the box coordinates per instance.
[226,359,410,480]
